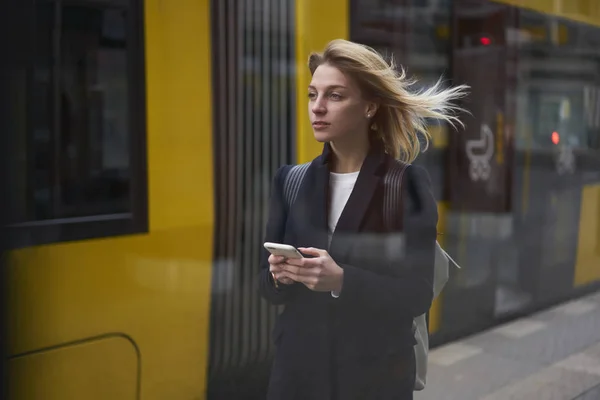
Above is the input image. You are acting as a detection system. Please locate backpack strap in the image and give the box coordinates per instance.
[382,161,410,232]
[282,162,310,210]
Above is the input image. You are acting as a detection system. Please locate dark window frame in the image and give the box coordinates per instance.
[4,0,147,249]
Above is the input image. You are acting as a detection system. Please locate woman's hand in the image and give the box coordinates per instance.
[278,247,344,292]
[269,254,295,285]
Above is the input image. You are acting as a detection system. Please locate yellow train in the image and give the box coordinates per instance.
[2,0,600,399]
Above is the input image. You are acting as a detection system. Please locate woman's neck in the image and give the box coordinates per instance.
[329,138,369,173]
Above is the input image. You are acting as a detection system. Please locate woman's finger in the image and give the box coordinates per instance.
[279,262,314,276]
[298,257,323,268]
[279,271,312,286]
[285,257,306,267]
[286,257,322,268]
[298,247,327,257]
[270,263,285,273]
[268,254,285,264]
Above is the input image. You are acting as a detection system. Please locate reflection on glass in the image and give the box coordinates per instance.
[12,2,132,224]
[58,5,130,218]
[351,0,451,88]
[515,9,600,152]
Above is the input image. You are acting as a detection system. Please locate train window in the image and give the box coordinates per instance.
[514,10,600,152]
[3,0,146,248]
[351,0,451,85]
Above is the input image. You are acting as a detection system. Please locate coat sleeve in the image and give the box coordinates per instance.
[337,164,438,318]
[258,165,300,305]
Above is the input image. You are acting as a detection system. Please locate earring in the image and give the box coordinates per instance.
[367,113,371,118]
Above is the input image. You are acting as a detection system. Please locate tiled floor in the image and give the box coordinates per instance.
[415,292,600,400]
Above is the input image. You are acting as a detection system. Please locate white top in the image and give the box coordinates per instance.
[328,171,360,298]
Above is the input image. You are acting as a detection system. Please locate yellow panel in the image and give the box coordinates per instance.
[146,0,214,231]
[9,336,138,399]
[493,0,600,27]
[495,112,504,165]
[574,184,600,287]
[429,201,448,334]
[6,0,215,399]
[295,0,349,163]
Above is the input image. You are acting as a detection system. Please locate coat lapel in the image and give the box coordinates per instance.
[329,140,386,257]
[308,162,331,250]
[295,140,387,256]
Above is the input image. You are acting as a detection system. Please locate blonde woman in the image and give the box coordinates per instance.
[259,39,468,400]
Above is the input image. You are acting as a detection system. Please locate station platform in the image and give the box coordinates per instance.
[416,291,600,400]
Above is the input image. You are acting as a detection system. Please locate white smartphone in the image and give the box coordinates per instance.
[264,242,304,259]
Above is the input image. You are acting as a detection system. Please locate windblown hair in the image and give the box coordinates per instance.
[309,39,469,163]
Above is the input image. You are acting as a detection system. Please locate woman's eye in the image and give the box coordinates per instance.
[330,93,342,100]
[308,92,317,100]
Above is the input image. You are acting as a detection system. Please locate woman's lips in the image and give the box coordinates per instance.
[312,121,330,130]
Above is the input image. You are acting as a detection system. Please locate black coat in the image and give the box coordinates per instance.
[258,141,438,400]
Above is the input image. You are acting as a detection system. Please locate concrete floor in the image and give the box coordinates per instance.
[416,291,600,400]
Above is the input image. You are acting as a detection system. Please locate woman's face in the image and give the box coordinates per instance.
[308,63,375,144]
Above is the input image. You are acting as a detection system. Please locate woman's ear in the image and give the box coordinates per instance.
[365,103,379,118]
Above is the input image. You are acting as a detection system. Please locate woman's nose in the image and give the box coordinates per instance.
[312,99,326,114]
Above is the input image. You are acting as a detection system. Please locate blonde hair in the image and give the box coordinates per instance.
[309,39,469,163]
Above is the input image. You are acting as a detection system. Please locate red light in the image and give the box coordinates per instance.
[480,37,491,46]
[551,131,560,145]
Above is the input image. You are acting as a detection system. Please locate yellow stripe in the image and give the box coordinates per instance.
[574,184,600,286]
[147,0,214,231]
[430,125,448,149]
[493,0,600,28]
[521,126,533,216]
[295,0,349,163]
[429,201,449,333]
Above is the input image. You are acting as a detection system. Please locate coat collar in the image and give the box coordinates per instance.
[318,138,387,169]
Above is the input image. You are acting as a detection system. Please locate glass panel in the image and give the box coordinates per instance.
[31,2,55,221]
[5,2,55,224]
[58,4,130,218]
[352,0,451,90]
[514,9,600,152]
[8,1,132,224]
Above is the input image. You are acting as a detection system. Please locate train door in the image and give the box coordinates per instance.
[507,5,600,304]
[442,0,516,332]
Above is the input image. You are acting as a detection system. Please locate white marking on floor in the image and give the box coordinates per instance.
[554,299,597,316]
[556,352,600,376]
[479,365,597,400]
[480,341,600,400]
[492,318,547,338]
[428,342,482,366]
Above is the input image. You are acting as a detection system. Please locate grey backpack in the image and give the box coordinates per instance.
[282,161,460,391]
